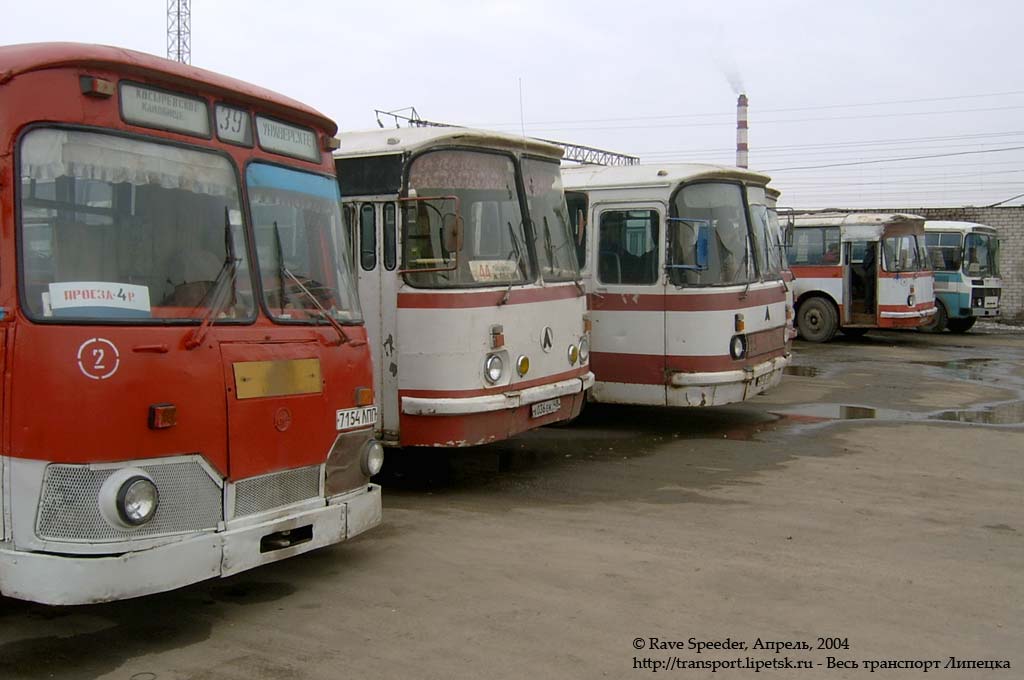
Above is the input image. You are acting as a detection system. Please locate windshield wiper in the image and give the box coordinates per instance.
[500,220,528,306]
[272,221,353,346]
[185,208,240,350]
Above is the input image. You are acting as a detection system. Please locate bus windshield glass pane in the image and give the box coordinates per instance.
[964,232,998,277]
[670,182,752,286]
[248,163,362,323]
[522,159,579,282]
[749,201,783,278]
[19,128,253,322]
[881,234,924,272]
[404,149,529,288]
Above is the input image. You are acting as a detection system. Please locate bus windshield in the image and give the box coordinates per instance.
[248,163,362,323]
[19,128,254,322]
[669,182,753,286]
[964,232,999,277]
[403,149,530,288]
[522,158,579,282]
[881,234,927,272]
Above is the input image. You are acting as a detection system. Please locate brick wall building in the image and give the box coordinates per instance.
[845,207,1023,321]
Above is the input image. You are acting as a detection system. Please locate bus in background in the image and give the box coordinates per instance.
[335,128,592,447]
[0,43,381,604]
[784,212,936,342]
[922,221,1002,333]
[562,164,790,408]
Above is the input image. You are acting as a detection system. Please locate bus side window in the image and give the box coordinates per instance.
[343,204,357,270]
[565,191,588,270]
[360,203,376,271]
[383,203,397,271]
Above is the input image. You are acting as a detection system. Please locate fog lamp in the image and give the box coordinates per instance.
[568,344,579,365]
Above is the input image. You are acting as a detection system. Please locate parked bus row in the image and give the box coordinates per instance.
[781,212,1002,341]
[0,43,798,605]
[0,42,1003,605]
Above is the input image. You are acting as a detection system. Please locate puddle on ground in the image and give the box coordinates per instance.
[773,400,1024,426]
[784,365,821,377]
[910,358,1002,382]
[930,400,1024,425]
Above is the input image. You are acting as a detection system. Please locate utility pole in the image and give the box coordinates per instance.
[167,0,191,64]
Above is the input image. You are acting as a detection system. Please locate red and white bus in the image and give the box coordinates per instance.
[562,164,791,408]
[335,128,593,447]
[784,212,936,342]
[0,43,381,604]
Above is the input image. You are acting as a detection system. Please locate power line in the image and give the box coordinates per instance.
[764,145,1024,172]
[466,89,1024,128]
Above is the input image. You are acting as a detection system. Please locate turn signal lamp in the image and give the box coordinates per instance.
[148,403,177,430]
[324,136,341,151]
[355,387,375,406]
[734,313,745,333]
[80,76,115,98]
[583,314,593,333]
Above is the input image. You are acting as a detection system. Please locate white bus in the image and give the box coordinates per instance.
[562,164,791,407]
[335,128,593,447]
[922,221,1002,333]
[785,212,936,342]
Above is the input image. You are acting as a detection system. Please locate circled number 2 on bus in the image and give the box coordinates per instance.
[77,338,121,380]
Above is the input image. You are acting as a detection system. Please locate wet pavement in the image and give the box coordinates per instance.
[2,326,1022,679]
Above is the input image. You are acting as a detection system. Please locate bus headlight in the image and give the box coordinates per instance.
[578,336,590,363]
[99,468,160,528]
[567,344,579,365]
[485,354,504,383]
[119,476,159,526]
[360,439,385,477]
[516,355,530,377]
[729,335,747,360]
[907,295,915,307]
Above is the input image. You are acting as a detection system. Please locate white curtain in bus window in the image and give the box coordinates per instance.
[405,149,528,288]
[19,128,251,321]
[671,182,752,286]
[521,159,579,282]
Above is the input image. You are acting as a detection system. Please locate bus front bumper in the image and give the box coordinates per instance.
[0,484,381,606]
[401,372,595,416]
[668,353,789,407]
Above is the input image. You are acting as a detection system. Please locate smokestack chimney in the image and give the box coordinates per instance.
[736,93,748,169]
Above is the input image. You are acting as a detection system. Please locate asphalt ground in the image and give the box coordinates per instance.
[2,324,1021,679]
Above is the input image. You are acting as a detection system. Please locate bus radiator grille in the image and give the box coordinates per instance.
[36,461,221,542]
[233,465,321,518]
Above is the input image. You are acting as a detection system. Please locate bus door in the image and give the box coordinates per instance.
[592,203,666,405]
[844,239,876,325]
[354,201,400,442]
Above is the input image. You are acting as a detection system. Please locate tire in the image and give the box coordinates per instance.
[920,301,948,333]
[839,327,869,338]
[946,316,977,334]
[797,297,838,343]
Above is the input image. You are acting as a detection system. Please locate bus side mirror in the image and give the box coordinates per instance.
[695,224,709,270]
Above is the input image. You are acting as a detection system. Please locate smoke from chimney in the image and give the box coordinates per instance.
[736,94,748,169]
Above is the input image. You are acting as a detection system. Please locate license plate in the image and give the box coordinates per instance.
[530,398,561,419]
[336,406,378,431]
[985,297,998,308]
[754,372,771,387]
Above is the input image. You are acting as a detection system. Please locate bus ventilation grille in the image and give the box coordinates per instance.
[233,465,321,518]
[36,460,221,542]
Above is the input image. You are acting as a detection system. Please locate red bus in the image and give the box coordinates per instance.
[0,43,381,604]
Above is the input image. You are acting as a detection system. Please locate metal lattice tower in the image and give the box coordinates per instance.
[167,0,191,64]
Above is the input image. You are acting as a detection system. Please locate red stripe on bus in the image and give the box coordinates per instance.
[398,284,582,309]
[589,286,786,312]
[878,301,935,312]
[789,265,842,278]
[399,366,590,399]
[591,347,788,385]
[878,270,933,279]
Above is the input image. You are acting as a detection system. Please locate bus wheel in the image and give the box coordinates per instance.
[946,316,976,334]
[920,302,948,333]
[840,327,869,338]
[797,298,838,343]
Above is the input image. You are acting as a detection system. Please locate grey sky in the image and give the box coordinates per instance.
[3,1,1022,208]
